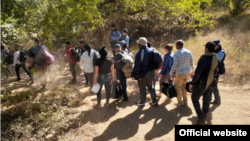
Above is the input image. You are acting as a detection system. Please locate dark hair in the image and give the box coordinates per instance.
[111,24,115,27]
[79,39,84,44]
[1,45,4,50]
[176,41,183,48]
[99,46,107,58]
[205,42,216,52]
[147,42,152,48]
[34,39,39,44]
[165,44,173,52]
[84,44,91,57]
[214,45,222,53]
[65,40,70,45]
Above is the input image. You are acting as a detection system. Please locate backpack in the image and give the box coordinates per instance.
[92,50,98,67]
[149,48,163,70]
[70,48,80,62]
[41,46,54,66]
[161,82,177,98]
[19,50,28,63]
[218,50,226,75]
[118,52,134,78]
[4,52,14,64]
[111,81,123,103]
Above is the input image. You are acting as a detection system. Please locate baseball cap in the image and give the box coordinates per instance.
[213,39,222,45]
[119,40,127,47]
[114,44,121,48]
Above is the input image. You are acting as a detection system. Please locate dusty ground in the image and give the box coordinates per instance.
[1,62,250,141]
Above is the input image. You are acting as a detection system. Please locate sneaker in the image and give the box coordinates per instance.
[181,103,188,107]
[149,102,159,106]
[174,102,184,106]
[210,100,221,105]
[135,101,145,106]
[16,79,21,81]
[93,104,101,109]
[195,120,207,125]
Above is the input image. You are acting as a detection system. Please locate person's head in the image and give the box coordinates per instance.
[111,24,116,30]
[114,44,121,53]
[34,39,40,46]
[204,42,216,53]
[137,37,147,48]
[123,28,128,35]
[99,46,108,58]
[165,44,173,53]
[79,39,85,47]
[65,40,70,47]
[147,42,152,48]
[213,39,222,52]
[176,40,184,50]
[119,40,127,49]
[84,44,91,56]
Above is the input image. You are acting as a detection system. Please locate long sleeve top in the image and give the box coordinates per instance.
[111,29,122,41]
[79,50,100,73]
[169,48,194,75]
[123,35,129,46]
[160,52,174,75]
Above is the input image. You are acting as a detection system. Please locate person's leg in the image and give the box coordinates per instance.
[84,72,89,85]
[182,74,190,105]
[21,64,31,79]
[158,75,169,95]
[138,79,147,103]
[211,78,221,104]
[203,88,212,119]
[28,64,35,83]
[15,64,21,80]
[191,87,206,122]
[96,76,104,105]
[174,74,184,105]
[86,73,94,88]
[146,78,157,104]
[120,77,128,101]
[104,75,112,105]
[72,64,76,82]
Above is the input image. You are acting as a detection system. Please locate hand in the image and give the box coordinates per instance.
[190,72,194,78]
[168,75,172,81]
[189,84,193,91]
[94,80,97,85]
[159,74,163,79]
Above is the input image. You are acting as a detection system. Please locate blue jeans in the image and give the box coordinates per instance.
[97,74,112,104]
[119,77,128,100]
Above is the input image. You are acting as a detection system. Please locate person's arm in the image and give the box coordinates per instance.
[190,57,206,85]
[94,66,99,84]
[169,54,177,75]
[79,53,85,70]
[160,55,168,75]
[125,37,129,46]
[111,64,115,82]
[190,52,194,76]
[131,53,140,77]
[118,31,122,40]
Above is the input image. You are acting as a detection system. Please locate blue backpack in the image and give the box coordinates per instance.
[149,48,163,70]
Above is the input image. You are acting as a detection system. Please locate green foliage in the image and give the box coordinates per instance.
[1,90,32,107]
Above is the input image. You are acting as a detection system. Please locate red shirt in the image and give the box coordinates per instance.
[66,46,77,64]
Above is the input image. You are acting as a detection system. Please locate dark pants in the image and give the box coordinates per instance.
[28,63,35,83]
[69,64,76,82]
[191,86,212,122]
[15,64,31,80]
[212,78,221,103]
[97,74,112,104]
[84,72,89,84]
[138,71,157,103]
[85,73,94,88]
[119,77,128,100]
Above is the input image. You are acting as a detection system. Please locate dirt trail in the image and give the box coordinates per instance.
[1,63,250,141]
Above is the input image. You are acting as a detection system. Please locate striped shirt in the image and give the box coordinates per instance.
[169,48,194,75]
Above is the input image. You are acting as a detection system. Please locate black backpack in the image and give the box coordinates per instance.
[4,52,14,64]
[92,50,98,67]
[218,50,226,75]
[70,48,80,62]
[111,81,123,103]
[161,82,177,98]
[19,50,28,63]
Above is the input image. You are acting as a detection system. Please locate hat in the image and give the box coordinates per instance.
[114,44,121,49]
[213,39,222,45]
[79,40,85,43]
[123,28,128,33]
[119,40,127,47]
[205,41,216,52]
[137,37,147,46]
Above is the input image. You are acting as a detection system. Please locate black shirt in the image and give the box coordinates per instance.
[28,46,48,66]
[95,57,113,75]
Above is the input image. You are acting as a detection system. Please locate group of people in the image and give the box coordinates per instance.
[1,24,226,125]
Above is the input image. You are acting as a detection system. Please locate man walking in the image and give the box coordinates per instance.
[110,24,122,57]
[189,42,219,125]
[77,39,89,86]
[169,40,194,106]
[113,44,129,102]
[122,28,129,47]
[131,37,158,106]
[65,40,77,84]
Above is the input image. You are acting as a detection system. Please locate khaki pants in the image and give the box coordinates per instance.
[35,66,47,85]
[174,73,190,104]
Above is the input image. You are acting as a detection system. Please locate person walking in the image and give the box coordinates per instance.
[113,44,130,102]
[157,44,174,102]
[189,42,219,125]
[93,47,115,109]
[79,44,100,89]
[77,39,89,86]
[65,40,77,84]
[12,44,32,82]
[169,40,194,106]
[210,39,226,105]
[110,24,122,57]
[122,28,129,47]
[131,37,158,106]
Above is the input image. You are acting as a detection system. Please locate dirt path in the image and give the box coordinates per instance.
[1,65,250,141]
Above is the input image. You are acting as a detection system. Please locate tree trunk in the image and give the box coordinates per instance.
[97,24,105,48]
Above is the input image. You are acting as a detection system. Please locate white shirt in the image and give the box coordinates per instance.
[79,50,100,73]
[13,51,22,65]
[169,48,194,75]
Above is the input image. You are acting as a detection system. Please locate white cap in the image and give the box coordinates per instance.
[137,37,148,46]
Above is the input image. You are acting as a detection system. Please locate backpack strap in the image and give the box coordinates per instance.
[221,50,226,62]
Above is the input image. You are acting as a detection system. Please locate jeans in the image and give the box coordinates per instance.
[15,64,31,80]
[119,77,128,100]
[138,71,157,103]
[174,73,190,104]
[191,86,212,121]
[69,64,76,82]
[211,78,221,103]
[85,73,94,88]
[97,74,112,104]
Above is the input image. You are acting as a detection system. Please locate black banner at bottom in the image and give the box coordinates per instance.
[175,125,249,140]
